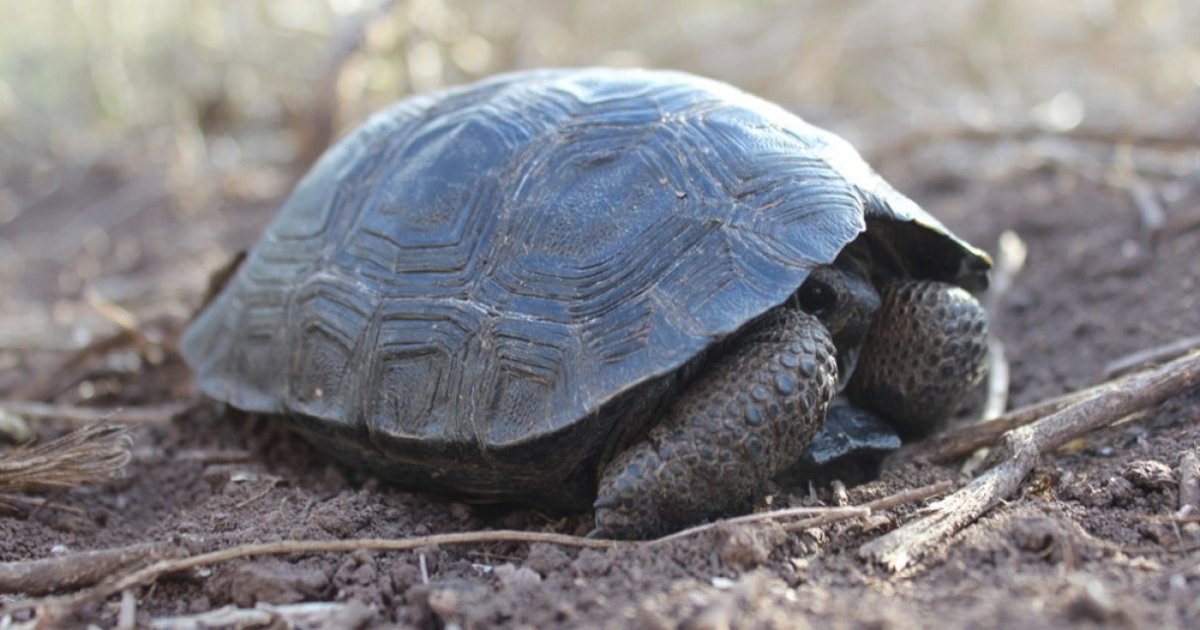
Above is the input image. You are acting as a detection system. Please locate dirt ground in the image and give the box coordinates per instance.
[2,3,1200,629]
[0,123,1197,629]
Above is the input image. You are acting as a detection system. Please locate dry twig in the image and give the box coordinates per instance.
[1128,179,1166,242]
[652,480,953,544]
[0,423,132,498]
[11,328,142,401]
[0,401,188,427]
[233,478,281,510]
[150,602,373,630]
[981,338,1011,424]
[887,388,1089,466]
[980,230,1026,422]
[861,351,1200,571]
[782,480,953,532]
[1104,335,1200,379]
[956,230,1025,477]
[0,543,183,596]
[0,494,85,515]
[649,506,870,546]
[83,285,141,337]
[18,480,954,619]
[117,589,137,630]
[886,350,1187,467]
[26,530,629,621]
[1180,450,1199,513]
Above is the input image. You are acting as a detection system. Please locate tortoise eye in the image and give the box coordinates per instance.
[799,281,838,317]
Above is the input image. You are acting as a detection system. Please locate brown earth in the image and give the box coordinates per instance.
[0,135,1197,628]
[5,3,1200,628]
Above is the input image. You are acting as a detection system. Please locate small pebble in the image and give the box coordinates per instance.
[1122,459,1175,492]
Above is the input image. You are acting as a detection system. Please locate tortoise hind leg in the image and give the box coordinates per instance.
[848,280,989,438]
[591,309,838,540]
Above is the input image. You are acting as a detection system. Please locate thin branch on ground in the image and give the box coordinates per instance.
[80,284,170,370]
[82,285,141,338]
[981,338,1010,423]
[0,542,183,596]
[887,390,1082,466]
[0,423,132,497]
[1104,335,1200,379]
[864,480,955,512]
[11,329,135,401]
[25,530,631,621]
[0,401,189,427]
[886,351,1184,466]
[18,480,956,618]
[150,601,372,630]
[652,479,953,543]
[1127,179,1166,242]
[11,323,165,402]
[117,589,137,630]
[960,229,1025,475]
[860,350,1200,572]
[0,493,85,515]
[938,229,1025,476]
[233,478,281,510]
[1180,450,1199,513]
[649,506,869,546]
[782,480,954,532]
[980,230,1026,422]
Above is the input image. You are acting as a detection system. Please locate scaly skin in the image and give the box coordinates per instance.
[590,278,987,540]
[849,280,989,438]
[592,309,838,539]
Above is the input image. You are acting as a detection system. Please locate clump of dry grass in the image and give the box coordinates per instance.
[0,423,132,507]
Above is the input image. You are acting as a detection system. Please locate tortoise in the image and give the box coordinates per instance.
[181,68,991,540]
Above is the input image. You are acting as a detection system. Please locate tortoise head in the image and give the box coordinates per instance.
[794,243,880,385]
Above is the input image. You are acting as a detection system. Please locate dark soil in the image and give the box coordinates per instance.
[1,152,1198,628]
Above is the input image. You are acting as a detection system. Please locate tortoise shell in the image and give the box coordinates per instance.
[181,68,989,505]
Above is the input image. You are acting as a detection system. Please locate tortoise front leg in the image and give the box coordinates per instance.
[591,309,838,539]
[848,280,989,438]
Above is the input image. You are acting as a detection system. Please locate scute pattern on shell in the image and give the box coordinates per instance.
[181,68,987,501]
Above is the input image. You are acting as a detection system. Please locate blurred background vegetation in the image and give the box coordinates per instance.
[1,0,1198,349]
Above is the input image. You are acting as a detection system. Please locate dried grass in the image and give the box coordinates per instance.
[0,423,132,501]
